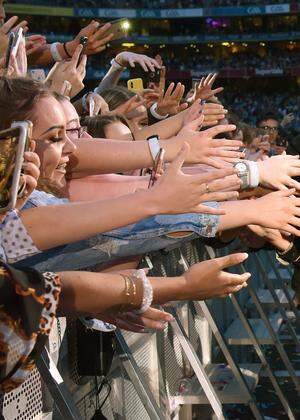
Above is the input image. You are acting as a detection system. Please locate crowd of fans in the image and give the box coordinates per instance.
[9,0,291,8]
[1,1,300,419]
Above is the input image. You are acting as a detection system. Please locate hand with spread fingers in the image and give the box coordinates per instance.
[182,99,227,128]
[182,253,251,300]
[112,94,146,117]
[257,154,300,191]
[115,51,160,72]
[46,44,87,98]
[151,143,241,216]
[176,122,244,168]
[189,73,224,103]
[156,67,188,116]
[65,20,114,57]
[254,189,300,236]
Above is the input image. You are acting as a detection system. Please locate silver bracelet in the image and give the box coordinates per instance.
[133,269,153,314]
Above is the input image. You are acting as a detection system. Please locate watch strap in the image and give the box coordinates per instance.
[147,135,160,163]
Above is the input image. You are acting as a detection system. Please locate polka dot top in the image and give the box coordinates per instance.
[0,209,41,263]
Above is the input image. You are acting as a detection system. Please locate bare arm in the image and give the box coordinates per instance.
[68,124,243,176]
[133,109,188,140]
[94,65,124,94]
[21,189,157,251]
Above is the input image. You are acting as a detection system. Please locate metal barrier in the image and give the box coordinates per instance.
[1,238,298,419]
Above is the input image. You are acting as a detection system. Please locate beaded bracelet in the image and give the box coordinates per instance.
[132,269,153,315]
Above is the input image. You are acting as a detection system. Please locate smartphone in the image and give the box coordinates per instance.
[127,78,144,93]
[4,32,15,70]
[89,96,95,117]
[29,69,46,82]
[148,148,165,189]
[0,121,32,213]
[79,36,88,63]
[130,66,160,88]
[99,18,130,42]
[11,27,23,59]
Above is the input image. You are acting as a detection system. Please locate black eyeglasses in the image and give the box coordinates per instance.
[260,126,278,132]
[66,126,87,138]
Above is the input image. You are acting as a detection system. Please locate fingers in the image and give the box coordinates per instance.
[139,307,174,322]
[194,167,236,185]
[195,204,226,215]
[216,252,249,270]
[168,142,190,174]
[24,151,40,168]
[0,16,19,34]
[187,113,204,131]
[77,54,87,75]
[204,124,236,138]
[201,190,239,202]
[22,161,40,181]
[210,148,245,160]
[158,66,166,99]
[71,44,83,68]
[89,22,112,43]
[211,138,243,148]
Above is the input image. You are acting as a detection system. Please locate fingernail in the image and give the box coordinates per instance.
[165,314,174,322]
[242,253,249,260]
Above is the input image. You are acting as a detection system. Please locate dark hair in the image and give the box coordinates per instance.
[82,114,133,139]
[0,76,52,130]
[256,112,279,127]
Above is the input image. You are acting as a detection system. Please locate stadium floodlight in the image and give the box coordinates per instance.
[121,20,131,31]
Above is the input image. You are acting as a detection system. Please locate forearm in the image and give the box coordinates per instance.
[218,200,256,231]
[58,270,185,314]
[134,109,188,140]
[20,189,158,250]
[94,66,123,94]
[69,137,181,175]
[67,174,149,201]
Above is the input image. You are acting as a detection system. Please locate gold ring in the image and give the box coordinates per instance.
[205,183,211,193]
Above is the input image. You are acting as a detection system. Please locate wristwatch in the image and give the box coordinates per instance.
[233,161,250,190]
[147,135,160,163]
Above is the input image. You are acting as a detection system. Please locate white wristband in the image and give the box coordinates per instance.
[110,58,126,71]
[247,161,260,188]
[147,135,160,162]
[50,42,63,62]
[150,102,169,120]
[133,269,153,315]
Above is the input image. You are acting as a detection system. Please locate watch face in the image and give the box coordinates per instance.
[235,162,247,172]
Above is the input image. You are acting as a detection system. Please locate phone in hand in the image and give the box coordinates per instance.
[11,27,24,60]
[129,66,160,88]
[99,18,130,42]
[127,78,144,92]
[148,148,165,189]
[0,121,32,213]
[4,32,15,70]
